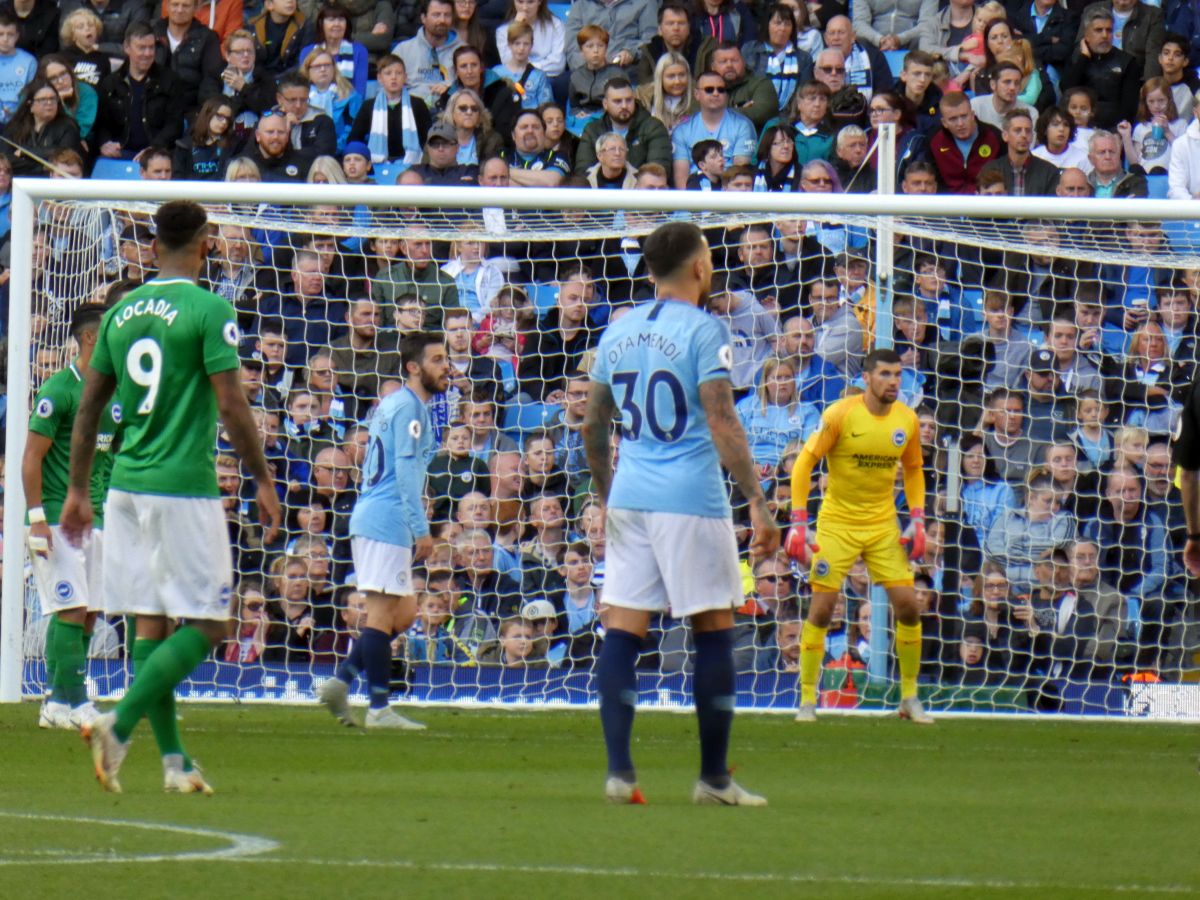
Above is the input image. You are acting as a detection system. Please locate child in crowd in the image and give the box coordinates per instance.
[404,587,459,663]
[1111,425,1149,473]
[687,139,725,190]
[1070,391,1113,472]
[442,237,505,322]
[1119,78,1185,175]
[494,21,554,110]
[569,25,621,126]
[1063,87,1097,159]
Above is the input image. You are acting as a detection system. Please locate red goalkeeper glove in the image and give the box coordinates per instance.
[784,510,820,566]
[900,508,926,562]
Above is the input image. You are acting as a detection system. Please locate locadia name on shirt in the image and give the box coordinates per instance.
[113,298,178,328]
[606,331,683,365]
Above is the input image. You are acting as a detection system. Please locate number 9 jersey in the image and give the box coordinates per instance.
[591,298,734,518]
[90,278,240,498]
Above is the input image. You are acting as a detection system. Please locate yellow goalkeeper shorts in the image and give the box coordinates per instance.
[809,520,913,592]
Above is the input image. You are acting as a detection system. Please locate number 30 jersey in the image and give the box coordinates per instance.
[591,297,734,519]
[90,278,240,499]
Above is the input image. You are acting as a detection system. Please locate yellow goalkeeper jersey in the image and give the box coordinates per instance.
[802,394,922,528]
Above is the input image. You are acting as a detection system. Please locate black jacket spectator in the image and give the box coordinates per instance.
[243,143,314,181]
[3,115,80,176]
[1,0,58,59]
[347,95,432,161]
[95,62,180,154]
[1061,45,1140,128]
[1006,0,1075,70]
[152,18,223,114]
[980,153,1062,195]
[518,309,598,401]
[61,0,147,58]
[1077,0,1165,78]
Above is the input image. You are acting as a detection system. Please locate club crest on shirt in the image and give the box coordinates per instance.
[409,420,422,439]
[223,321,240,346]
[892,429,907,447]
[36,398,53,418]
[55,581,74,601]
[814,559,831,578]
[718,345,733,370]
[111,403,122,424]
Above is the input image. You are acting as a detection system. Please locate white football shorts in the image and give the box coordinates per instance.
[29,525,103,613]
[351,536,415,597]
[102,490,233,621]
[602,508,742,618]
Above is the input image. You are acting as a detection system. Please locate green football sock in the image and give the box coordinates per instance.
[130,637,192,768]
[114,627,211,745]
[44,617,59,701]
[52,619,89,707]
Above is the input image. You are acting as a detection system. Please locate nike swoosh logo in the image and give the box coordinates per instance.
[851,431,866,437]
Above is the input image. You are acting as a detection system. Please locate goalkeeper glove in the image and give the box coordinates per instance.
[784,510,820,566]
[900,508,926,562]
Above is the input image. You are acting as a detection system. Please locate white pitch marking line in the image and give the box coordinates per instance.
[223,856,1196,895]
[0,812,279,866]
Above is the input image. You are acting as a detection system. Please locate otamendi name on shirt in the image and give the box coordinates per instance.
[606,331,684,365]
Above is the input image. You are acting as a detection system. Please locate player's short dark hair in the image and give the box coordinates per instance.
[863,348,903,371]
[642,221,706,281]
[154,200,209,252]
[400,330,444,373]
[69,302,107,339]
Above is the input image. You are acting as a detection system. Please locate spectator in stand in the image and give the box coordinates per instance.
[372,234,460,327]
[239,109,313,181]
[0,12,33,127]
[1008,0,1074,79]
[709,41,780,131]
[329,297,401,408]
[217,29,274,140]
[249,0,305,75]
[437,45,520,139]
[1118,78,1185,175]
[832,124,875,191]
[299,4,368,96]
[440,87,504,164]
[568,24,622,125]
[138,144,173,178]
[789,80,834,164]
[95,22,177,162]
[707,276,781,390]
[1062,7,1140,129]
[275,71,337,159]
[301,48,363,154]
[1168,93,1200,198]
[775,313,846,406]
[519,265,598,400]
[493,21,553,110]
[37,54,96,148]
[1032,106,1090,173]
[753,123,801,191]
[1081,0,1165,80]
[452,526,524,644]
[735,356,821,473]
[823,15,893,99]
[153,0,223,115]
[970,61,1034,131]
[981,110,1060,195]
[2,0,58,59]
[1102,322,1190,435]
[563,0,656,77]
[691,0,759,47]
[1086,128,1148,196]
[741,4,814,112]
[984,472,1075,590]
[3,78,81,175]
[919,0,978,74]
[575,77,671,174]
[256,249,347,365]
[897,50,940,134]
[61,0,145,61]
[852,0,935,52]
[584,131,637,187]
[1156,33,1197,116]
[637,51,696,135]
[347,54,431,168]
[173,96,233,179]
[498,0,567,80]
[959,432,1017,544]
[635,2,701,85]
[980,387,1042,482]
[506,107,570,185]
[393,0,462,104]
[671,69,756,188]
[412,119,479,184]
[930,91,1003,193]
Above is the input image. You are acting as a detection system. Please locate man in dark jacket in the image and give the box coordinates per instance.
[410,120,478,185]
[1061,7,1141,127]
[518,267,599,401]
[243,109,314,181]
[1007,0,1075,72]
[95,22,180,159]
[61,0,147,58]
[574,77,671,174]
[276,71,337,158]
[930,91,1003,193]
[980,109,1061,195]
[0,0,57,59]
[635,2,711,83]
[709,42,781,131]
[1077,0,1165,78]
[152,0,222,114]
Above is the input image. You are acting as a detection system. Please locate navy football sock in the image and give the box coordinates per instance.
[597,628,641,781]
[336,637,365,685]
[360,628,393,710]
[693,628,735,788]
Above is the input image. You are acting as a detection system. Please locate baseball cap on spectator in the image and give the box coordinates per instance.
[521,599,556,621]
[426,121,457,145]
[239,335,264,369]
[120,223,154,243]
[342,141,370,161]
[1029,348,1056,373]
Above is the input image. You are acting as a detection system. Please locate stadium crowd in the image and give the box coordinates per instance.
[0,0,1198,700]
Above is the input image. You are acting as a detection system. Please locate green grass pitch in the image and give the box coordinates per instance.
[0,704,1196,899]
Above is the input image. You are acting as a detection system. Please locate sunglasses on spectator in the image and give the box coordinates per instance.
[818,65,845,73]
[456,104,480,112]
[804,176,833,184]
[700,85,728,94]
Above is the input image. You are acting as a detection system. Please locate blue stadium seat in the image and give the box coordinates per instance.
[1164,220,1200,253]
[526,282,559,314]
[364,79,379,101]
[884,50,906,78]
[502,401,562,439]
[91,158,140,180]
[374,163,401,185]
[1146,174,1169,199]
[548,2,570,21]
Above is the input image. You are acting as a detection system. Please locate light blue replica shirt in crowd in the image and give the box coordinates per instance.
[350,385,434,548]
[591,298,734,518]
[671,109,758,168]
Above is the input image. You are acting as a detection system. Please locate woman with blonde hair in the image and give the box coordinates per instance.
[735,357,821,473]
[1102,323,1190,436]
[307,155,348,184]
[58,8,108,87]
[636,51,697,134]
[441,87,505,163]
[300,47,362,153]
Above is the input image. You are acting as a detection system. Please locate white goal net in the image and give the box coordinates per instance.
[3,181,1199,720]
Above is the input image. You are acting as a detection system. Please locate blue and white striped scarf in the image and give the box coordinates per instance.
[368,88,422,166]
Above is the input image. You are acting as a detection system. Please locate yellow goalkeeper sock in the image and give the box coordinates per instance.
[896,621,922,701]
[798,621,827,707]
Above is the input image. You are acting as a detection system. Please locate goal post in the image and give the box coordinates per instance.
[4,176,1200,721]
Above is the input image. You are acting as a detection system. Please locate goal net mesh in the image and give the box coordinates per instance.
[13,192,1200,718]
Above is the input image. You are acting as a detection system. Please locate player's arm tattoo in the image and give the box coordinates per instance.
[211,369,274,484]
[699,378,767,507]
[582,382,617,502]
[68,368,116,491]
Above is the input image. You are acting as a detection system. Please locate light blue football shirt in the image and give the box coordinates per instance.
[591,298,734,518]
[350,385,434,548]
